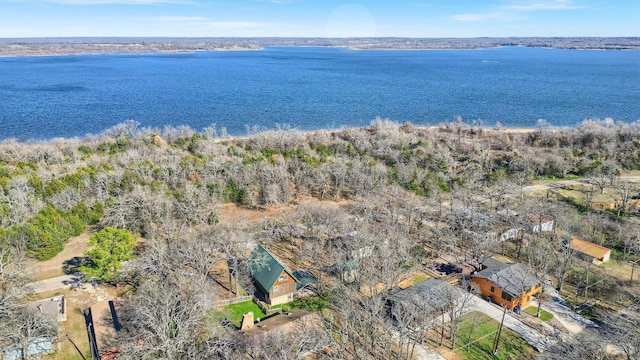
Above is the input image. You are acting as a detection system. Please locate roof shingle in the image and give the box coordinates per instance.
[388,279,461,313]
[473,262,540,297]
[567,238,611,259]
[249,244,298,291]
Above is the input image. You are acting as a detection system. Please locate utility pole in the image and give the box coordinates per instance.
[492,306,507,356]
[584,263,590,299]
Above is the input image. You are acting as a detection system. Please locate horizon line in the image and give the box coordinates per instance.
[2,36,640,40]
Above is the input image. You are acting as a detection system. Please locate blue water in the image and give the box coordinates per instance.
[1,46,639,140]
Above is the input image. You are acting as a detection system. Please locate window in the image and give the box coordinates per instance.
[273,286,279,292]
[279,274,288,282]
[501,291,513,302]
[490,286,495,293]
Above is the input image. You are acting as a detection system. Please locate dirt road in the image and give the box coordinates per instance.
[28,274,84,294]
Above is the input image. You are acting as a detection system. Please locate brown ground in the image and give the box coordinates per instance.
[217,202,295,226]
[242,309,315,334]
[29,232,91,281]
[216,196,350,226]
[209,259,242,300]
[397,269,433,289]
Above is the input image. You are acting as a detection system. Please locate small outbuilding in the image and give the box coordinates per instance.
[525,214,554,233]
[566,238,611,265]
[28,296,66,323]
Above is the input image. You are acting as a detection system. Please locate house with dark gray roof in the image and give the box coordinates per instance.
[249,244,299,306]
[388,279,461,316]
[471,259,541,311]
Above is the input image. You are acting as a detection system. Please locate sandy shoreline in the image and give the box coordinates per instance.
[0,124,540,144]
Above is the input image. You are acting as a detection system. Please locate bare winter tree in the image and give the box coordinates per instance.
[588,160,619,194]
[0,244,31,319]
[0,244,57,358]
[613,178,636,216]
[526,236,555,317]
[0,176,43,227]
[236,315,335,360]
[111,278,225,360]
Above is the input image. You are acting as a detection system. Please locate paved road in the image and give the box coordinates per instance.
[28,274,84,293]
[532,284,597,334]
[467,295,557,353]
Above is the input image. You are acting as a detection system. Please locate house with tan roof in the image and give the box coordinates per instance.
[566,238,611,265]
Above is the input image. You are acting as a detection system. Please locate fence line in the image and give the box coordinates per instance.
[209,295,253,308]
[84,308,101,360]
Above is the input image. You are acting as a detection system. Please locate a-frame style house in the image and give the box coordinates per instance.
[249,244,299,306]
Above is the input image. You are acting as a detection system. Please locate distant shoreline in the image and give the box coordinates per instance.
[0,48,264,58]
[1,37,639,57]
[0,124,545,144]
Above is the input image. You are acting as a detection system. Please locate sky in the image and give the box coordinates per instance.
[1,0,638,38]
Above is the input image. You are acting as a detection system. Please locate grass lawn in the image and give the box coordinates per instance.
[285,294,329,312]
[600,259,636,281]
[533,175,580,183]
[553,187,618,207]
[454,312,535,360]
[208,300,266,328]
[412,274,429,285]
[523,306,554,321]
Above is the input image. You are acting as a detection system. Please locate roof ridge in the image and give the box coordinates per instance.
[255,244,300,283]
[570,238,609,251]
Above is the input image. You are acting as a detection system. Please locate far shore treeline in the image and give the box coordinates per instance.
[1,37,640,57]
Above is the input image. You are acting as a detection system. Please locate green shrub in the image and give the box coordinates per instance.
[78,144,94,156]
[79,227,137,282]
[287,295,329,312]
[18,203,102,261]
[223,179,246,204]
[24,205,81,260]
[70,201,104,226]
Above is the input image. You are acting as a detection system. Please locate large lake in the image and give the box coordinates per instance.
[1,46,639,140]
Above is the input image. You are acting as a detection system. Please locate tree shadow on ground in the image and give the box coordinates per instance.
[63,256,90,274]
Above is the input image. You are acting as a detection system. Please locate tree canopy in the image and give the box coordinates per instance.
[80,227,136,282]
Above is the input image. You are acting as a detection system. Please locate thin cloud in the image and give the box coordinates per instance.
[504,0,585,11]
[451,12,510,22]
[29,0,191,5]
[249,0,295,4]
[145,16,208,22]
[143,16,276,29]
[452,0,585,23]
[205,21,272,29]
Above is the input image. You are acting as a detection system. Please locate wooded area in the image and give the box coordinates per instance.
[1,118,640,359]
